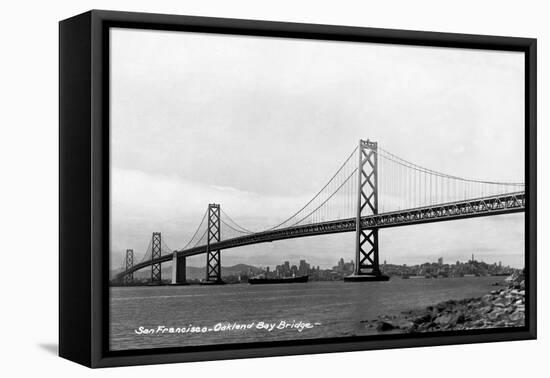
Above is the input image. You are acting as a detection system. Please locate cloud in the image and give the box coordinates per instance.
[109,29,525,270]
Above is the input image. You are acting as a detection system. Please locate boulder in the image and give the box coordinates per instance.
[493,297,507,307]
[485,305,495,313]
[397,320,414,330]
[434,313,455,326]
[436,302,447,312]
[481,294,493,304]
[509,311,525,322]
[413,313,432,325]
[377,321,395,332]
[488,309,504,321]
[367,283,526,334]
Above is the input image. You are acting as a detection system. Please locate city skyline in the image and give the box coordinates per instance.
[117,254,521,284]
[179,254,520,271]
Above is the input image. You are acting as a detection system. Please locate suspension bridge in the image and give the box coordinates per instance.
[112,139,525,285]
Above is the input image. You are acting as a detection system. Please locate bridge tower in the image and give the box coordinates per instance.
[345,139,389,282]
[204,203,224,284]
[151,232,162,284]
[124,249,134,285]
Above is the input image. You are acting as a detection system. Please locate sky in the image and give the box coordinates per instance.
[109,28,525,270]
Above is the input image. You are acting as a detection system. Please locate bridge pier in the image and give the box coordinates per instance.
[171,252,188,285]
[345,139,389,282]
[202,203,225,285]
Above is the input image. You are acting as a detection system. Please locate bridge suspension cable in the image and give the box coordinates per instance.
[192,228,208,248]
[176,140,525,252]
[378,146,525,185]
[161,239,173,254]
[287,167,358,227]
[138,238,153,263]
[376,147,524,213]
[266,145,359,230]
[221,209,254,234]
[181,209,208,250]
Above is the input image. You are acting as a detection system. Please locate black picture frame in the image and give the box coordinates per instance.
[59,9,537,368]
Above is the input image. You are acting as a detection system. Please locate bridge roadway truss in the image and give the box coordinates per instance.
[115,191,525,281]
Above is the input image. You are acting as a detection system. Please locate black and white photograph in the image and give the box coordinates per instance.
[2,0,547,375]
[108,26,527,352]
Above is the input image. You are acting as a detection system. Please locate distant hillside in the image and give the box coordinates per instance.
[111,263,262,280]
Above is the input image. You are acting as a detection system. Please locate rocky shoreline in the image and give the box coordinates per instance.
[362,279,525,333]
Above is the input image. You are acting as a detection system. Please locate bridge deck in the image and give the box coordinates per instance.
[115,191,525,280]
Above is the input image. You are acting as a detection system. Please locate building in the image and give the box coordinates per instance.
[298,259,310,276]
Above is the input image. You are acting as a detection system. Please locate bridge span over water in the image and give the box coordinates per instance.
[113,140,525,285]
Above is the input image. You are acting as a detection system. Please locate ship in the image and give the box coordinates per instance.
[248,275,308,284]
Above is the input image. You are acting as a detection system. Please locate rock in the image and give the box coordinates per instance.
[413,313,432,325]
[366,283,525,335]
[509,311,525,322]
[488,309,504,321]
[377,321,395,332]
[479,306,493,314]
[434,313,455,326]
[436,302,447,312]
[397,320,414,330]
[493,297,507,307]
[471,320,484,327]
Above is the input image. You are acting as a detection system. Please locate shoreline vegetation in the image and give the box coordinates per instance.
[361,273,526,333]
